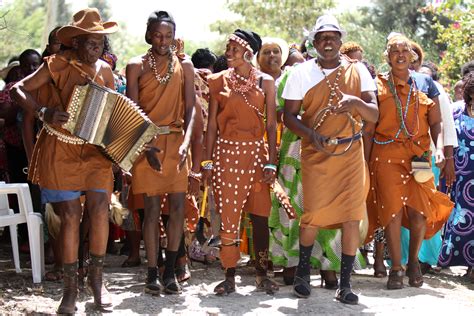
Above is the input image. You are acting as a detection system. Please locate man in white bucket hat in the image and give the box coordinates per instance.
[282,14,379,304]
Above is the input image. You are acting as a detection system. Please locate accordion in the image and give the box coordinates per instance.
[63,82,160,172]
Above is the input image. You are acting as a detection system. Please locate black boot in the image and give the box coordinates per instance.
[87,254,112,308]
[145,266,164,295]
[57,262,78,314]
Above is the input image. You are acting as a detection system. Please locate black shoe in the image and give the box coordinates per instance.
[145,267,164,295]
[335,287,359,305]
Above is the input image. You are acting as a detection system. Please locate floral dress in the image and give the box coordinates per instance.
[438,101,474,268]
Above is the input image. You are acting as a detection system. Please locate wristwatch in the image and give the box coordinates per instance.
[36,107,47,122]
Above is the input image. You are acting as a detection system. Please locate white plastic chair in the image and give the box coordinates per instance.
[0,182,44,283]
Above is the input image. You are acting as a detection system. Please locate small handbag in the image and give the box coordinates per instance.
[411,155,434,183]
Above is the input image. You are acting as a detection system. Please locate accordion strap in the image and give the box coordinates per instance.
[43,123,85,145]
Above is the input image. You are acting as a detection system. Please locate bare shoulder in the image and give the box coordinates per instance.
[127,55,147,70]
[179,58,194,72]
[258,71,275,84]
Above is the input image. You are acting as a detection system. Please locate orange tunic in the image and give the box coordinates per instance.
[366,73,453,242]
[28,51,113,192]
[208,69,271,267]
[300,62,368,229]
[131,55,188,195]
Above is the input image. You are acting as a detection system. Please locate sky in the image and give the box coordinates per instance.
[68,0,369,42]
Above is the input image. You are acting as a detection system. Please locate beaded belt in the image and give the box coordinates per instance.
[44,124,85,145]
[156,126,183,135]
[326,132,363,145]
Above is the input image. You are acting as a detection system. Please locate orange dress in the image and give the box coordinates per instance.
[208,69,271,268]
[300,62,368,229]
[365,73,453,242]
[131,55,188,196]
[28,51,113,192]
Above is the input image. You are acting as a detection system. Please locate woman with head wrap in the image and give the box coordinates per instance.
[202,29,279,295]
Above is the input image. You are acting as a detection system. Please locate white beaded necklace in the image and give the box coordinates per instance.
[228,67,264,117]
[313,59,343,129]
[147,48,175,85]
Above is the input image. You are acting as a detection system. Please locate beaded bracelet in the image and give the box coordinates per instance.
[200,160,213,167]
[445,156,454,160]
[201,161,214,170]
[263,164,277,172]
[188,170,202,182]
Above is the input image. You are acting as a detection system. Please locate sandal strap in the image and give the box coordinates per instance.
[214,279,235,295]
[256,277,279,294]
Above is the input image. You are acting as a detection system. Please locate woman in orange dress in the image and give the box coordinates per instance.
[365,35,453,290]
[203,29,278,295]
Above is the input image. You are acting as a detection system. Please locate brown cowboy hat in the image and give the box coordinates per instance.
[57,8,118,47]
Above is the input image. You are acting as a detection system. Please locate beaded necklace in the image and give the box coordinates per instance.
[147,48,175,85]
[312,59,343,129]
[373,73,420,145]
[228,67,264,117]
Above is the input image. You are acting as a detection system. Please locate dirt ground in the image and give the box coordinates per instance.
[0,241,473,315]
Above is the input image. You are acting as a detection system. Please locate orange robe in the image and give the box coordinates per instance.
[131,55,188,195]
[300,62,368,229]
[28,51,113,192]
[366,73,453,242]
[208,69,271,268]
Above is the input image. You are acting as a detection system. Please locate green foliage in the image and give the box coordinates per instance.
[358,0,452,65]
[88,0,112,21]
[337,11,388,70]
[430,3,474,86]
[57,0,71,26]
[0,0,46,64]
[211,0,336,44]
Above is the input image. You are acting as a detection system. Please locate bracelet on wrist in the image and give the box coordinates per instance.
[200,160,213,167]
[263,164,277,172]
[36,107,47,122]
[188,170,202,181]
[445,156,454,160]
[201,160,214,170]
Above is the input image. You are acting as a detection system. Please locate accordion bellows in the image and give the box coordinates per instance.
[63,83,160,172]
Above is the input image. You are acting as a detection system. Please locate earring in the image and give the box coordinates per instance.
[244,51,253,63]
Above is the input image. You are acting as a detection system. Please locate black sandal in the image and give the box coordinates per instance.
[293,275,311,298]
[214,278,235,296]
[335,287,359,305]
[163,276,182,294]
[256,276,279,295]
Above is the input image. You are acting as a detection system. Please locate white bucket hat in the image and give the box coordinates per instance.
[308,14,346,40]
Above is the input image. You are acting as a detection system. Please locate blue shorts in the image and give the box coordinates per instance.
[41,188,107,204]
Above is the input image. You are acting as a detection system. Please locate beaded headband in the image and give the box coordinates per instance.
[228,34,253,53]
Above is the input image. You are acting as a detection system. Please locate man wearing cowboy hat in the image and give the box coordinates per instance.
[282,14,379,304]
[11,8,119,313]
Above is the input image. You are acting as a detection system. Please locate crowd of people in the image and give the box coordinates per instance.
[0,6,473,313]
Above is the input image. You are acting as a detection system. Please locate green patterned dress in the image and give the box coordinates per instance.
[269,69,366,270]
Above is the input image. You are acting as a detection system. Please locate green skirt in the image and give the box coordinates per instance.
[269,128,366,270]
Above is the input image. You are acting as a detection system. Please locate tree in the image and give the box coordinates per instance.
[88,0,112,21]
[338,10,388,69]
[429,1,474,86]
[211,0,336,44]
[0,0,46,64]
[358,0,453,64]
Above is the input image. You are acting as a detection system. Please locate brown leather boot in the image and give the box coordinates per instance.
[87,254,112,308]
[57,262,78,314]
